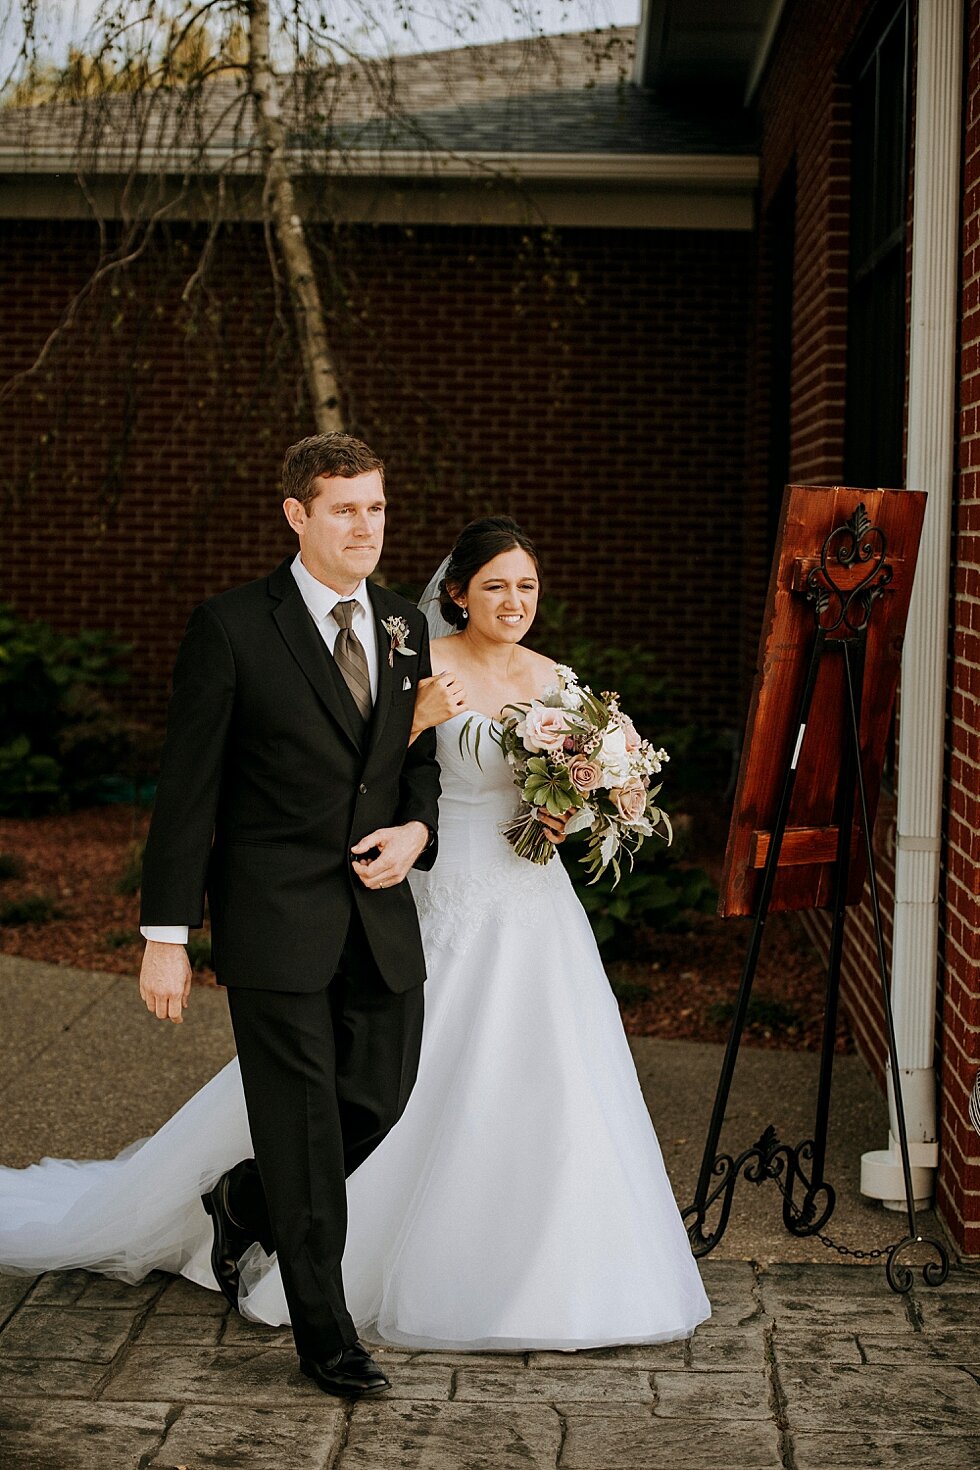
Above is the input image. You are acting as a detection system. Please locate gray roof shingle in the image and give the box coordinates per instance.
[0,25,755,170]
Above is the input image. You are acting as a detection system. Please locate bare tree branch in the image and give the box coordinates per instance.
[0,183,189,405]
[247,0,343,431]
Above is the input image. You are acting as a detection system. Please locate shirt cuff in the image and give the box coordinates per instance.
[140,925,189,945]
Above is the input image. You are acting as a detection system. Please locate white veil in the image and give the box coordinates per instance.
[418,555,459,640]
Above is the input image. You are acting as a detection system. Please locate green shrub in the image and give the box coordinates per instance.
[0,604,138,815]
[0,736,62,814]
[186,934,213,971]
[561,837,717,960]
[106,928,142,949]
[0,894,60,926]
[528,597,725,801]
[115,840,146,896]
[609,976,654,1006]
[0,852,25,881]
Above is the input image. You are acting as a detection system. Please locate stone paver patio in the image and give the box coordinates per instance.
[1,955,978,1467]
[1,1258,978,1468]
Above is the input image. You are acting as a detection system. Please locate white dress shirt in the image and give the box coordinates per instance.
[142,554,379,946]
[288,551,379,701]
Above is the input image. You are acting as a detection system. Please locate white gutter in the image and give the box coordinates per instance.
[860,0,962,1210]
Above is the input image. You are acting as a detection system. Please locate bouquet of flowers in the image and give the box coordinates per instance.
[462,665,671,883]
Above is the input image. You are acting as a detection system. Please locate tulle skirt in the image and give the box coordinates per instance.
[0,865,710,1349]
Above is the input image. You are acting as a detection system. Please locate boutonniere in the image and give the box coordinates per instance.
[382,615,416,668]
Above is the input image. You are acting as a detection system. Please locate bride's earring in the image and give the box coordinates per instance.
[461,608,468,621]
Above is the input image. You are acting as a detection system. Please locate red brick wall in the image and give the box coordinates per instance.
[942,0,980,1256]
[743,0,859,679]
[0,217,751,746]
[752,0,980,1255]
[749,0,897,1077]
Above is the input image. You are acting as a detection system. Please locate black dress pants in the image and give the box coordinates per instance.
[224,907,424,1360]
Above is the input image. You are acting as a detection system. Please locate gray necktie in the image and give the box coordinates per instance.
[331,600,373,724]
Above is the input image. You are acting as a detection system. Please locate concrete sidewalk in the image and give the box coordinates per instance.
[1,954,977,1468]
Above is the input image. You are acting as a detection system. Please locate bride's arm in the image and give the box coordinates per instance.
[409,669,468,743]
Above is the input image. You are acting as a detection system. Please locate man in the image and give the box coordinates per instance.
[138,433,440,1397]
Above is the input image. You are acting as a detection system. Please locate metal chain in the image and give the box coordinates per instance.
[767,1161,903,1261]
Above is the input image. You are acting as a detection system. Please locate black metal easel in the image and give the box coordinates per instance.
[682,504,949,1293]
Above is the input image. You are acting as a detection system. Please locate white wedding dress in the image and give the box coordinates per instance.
[0,712,710,1349]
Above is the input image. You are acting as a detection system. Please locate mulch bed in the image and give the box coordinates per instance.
[0,805,216,988]
[0,804,851,1051]
[607,911,852,1052]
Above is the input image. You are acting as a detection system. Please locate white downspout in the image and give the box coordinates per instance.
[860,0,962,1209]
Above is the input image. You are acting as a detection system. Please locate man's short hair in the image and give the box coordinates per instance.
[282,433,385,512]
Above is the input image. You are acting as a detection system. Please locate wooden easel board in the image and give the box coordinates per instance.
[718,484,926,918]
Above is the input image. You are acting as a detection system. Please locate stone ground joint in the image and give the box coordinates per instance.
[764,1322,796,1470]
[91,1284,168,1402]
[325,1397,354,1470]
[903,1290,924,1332]
[141,1401,184,1470]
[553,1406,568,1468]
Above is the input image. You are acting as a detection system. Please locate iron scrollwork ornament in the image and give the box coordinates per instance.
[806,502,893,634]
[885,1235,950,1293]
[684,1127,835,1257]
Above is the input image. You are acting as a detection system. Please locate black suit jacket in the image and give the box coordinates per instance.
[139,558,441,993]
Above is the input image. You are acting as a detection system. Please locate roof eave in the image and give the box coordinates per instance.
[0,147,759,187]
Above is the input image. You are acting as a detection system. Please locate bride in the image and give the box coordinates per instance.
[0,516,710,1351]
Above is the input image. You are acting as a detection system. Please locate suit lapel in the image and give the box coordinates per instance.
[269,559,364,753]
[365,582,395,762]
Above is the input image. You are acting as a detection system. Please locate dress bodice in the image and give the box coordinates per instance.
[408,710,570,949]
[434,711,519,814]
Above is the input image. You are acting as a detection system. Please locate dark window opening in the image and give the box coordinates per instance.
[844,0,910,791]
[767,163,796,553]
[844,0,909,490]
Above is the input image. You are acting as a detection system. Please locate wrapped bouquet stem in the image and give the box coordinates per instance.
[500,802,559,866]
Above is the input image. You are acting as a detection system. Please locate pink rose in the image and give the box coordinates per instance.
[568,755,602,793]
[520,704,569,753]
[611,780,647,824]
[621,716,641,753]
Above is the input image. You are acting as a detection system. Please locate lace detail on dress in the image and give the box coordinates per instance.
[411,854,568,953]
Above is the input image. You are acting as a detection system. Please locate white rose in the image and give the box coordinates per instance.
[597,723,630,783]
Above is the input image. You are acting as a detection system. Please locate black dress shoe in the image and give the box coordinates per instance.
[300,1346,391,1397]
[201,1171,255,1312]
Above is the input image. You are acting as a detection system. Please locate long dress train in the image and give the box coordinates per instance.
[0,712,710,1349]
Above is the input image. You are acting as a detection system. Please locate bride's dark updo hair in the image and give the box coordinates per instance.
[439,516,540,631]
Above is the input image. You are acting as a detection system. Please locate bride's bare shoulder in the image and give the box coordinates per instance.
[429,636,460,676]
[524,647,559,675]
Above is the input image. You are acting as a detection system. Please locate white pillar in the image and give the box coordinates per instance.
[860,0,962,1209]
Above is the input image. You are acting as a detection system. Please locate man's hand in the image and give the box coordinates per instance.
[410,671,468,742]
[351,822,430,889]
[538,807,573,845]
[139,940,193,1024]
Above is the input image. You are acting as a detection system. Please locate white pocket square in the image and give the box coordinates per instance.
[402,675,413,691]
